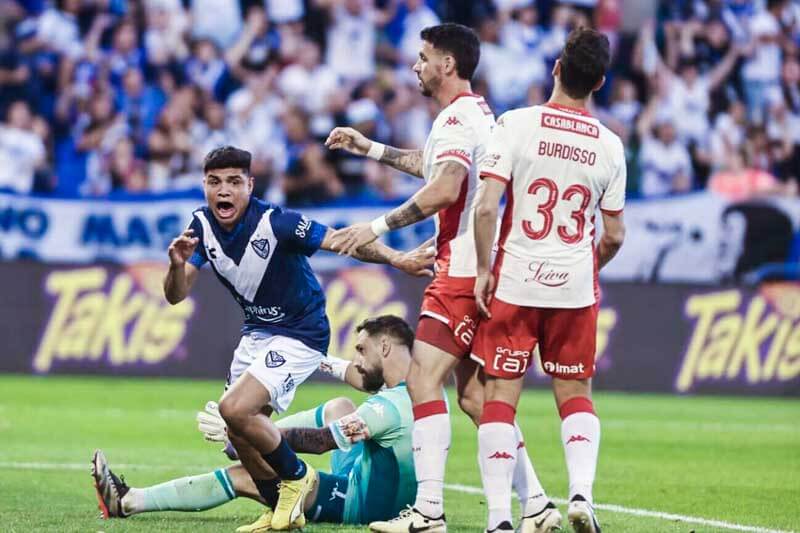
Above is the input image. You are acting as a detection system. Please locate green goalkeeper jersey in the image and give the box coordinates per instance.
[329,382,416,524]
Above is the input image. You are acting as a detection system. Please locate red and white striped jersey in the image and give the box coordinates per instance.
[422,92,495,277]
[479,103,626,308]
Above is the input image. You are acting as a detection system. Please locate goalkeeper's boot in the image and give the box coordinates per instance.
[270,462,315,530]
[369,506,447,532]
[567,495,600,533]
[518,502,562,533]
[91,449,130,518]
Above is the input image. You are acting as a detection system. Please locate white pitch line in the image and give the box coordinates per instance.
[0,461,792,533]
[443,483,795,533]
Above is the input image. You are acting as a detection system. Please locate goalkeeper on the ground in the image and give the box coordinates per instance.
[91,316,418,529]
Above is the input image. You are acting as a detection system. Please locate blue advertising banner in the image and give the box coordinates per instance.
[2,191,798,283]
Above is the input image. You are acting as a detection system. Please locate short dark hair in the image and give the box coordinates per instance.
[420,23,481,81]
[356,315,414,351]
[203,145,251,174]
[558,28,611,99]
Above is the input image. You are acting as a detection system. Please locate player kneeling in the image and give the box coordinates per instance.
[92,316,419,530]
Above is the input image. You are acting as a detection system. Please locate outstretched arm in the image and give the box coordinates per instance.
[319,229,435,277]
[325,127,424,178]
[328,161,467,255]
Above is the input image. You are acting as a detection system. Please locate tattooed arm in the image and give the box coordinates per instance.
[281,427,337,454]
[378,147,424,178]
[384,160,467,229]
[327,161,468,256]
[324,127,423,178]
[320,229,435,276]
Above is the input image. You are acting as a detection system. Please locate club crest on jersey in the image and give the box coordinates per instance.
[265,351,286,368]
[250,238,270,259]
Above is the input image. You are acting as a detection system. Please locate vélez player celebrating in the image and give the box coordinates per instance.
[154,146,432,530]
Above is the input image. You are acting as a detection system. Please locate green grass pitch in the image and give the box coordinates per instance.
[0,375,797,532]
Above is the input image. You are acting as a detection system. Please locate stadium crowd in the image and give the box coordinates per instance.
[0,0,798,205]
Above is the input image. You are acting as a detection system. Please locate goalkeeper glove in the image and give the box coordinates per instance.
[196,401,227,443]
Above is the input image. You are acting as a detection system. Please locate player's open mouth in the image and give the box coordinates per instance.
[216,201,236,219]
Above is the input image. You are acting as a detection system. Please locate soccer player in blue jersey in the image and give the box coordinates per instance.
[138,146,431,530]
[92,315,419,530]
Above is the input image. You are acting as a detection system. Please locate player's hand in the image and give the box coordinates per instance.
[196,401,227,443]
[329,222,379,256]
[392,245,435,278]
[168,229,199,267]
[474,271,496,319]
[324,127,372,156]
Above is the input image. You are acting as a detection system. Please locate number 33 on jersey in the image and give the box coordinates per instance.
[479,103,626,309]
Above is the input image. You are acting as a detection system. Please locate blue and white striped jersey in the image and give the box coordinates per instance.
[187,198,330,353]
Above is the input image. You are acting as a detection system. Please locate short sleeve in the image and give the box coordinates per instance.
[187,215,208,268]
[357,395,401,445]
[479,113,513,184]
[328,395,401,451]
[600,143,627,215]
[432,111,477,171]
[269,207,328,256]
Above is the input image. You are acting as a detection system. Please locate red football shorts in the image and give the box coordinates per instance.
[471,297,598,379]
[416,274,479,359]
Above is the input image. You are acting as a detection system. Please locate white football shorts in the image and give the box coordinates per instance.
[226,331,324,414]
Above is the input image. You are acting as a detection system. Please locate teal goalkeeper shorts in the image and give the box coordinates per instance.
[306,444,361,523]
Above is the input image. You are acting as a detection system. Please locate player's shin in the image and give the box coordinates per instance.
[122,469,236,514]
[411,399,450,519]
[559,396,600,504]
[512,421,549,517]
[478,401,517,531]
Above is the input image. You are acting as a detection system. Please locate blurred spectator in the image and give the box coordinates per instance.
[117,68,166,147]
[1,0,797,207]
[477,16,544,112]
[637,103,693,197]
[76,90,130,196]
[108,137,148,192]
[281,106,342,206]
[0,101,47,194]
[143,0,190,67]
[708,147,783,201]
[322,0,391,84]
[397,0,441,65]
[740,0,787,124]
[146,92,194,191]
[277,39,340,136]
[189,0,242,49]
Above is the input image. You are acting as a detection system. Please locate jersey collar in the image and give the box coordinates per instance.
[449,92,481,104]
[543,102,592,117]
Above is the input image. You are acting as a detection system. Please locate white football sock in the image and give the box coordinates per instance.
[512,421,548,516]
[561,412,600,504]
[478,422,516,530]
[412,412,450,518]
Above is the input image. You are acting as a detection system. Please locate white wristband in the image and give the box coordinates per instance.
[370,215,390,237]
[319,356,351,382]
[366,141,386,160]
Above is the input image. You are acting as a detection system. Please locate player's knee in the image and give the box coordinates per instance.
[322,397,357,424]
[218,396,251,433]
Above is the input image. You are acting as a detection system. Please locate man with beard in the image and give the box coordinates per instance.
[91,146,433,531]
[326,23,557,533]
[92,315,420,529]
